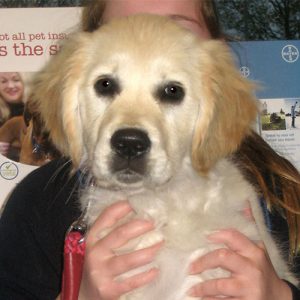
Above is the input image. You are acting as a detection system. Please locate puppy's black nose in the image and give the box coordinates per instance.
[111,128,151,160]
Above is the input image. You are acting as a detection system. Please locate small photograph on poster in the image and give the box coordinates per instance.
[0,71,31,162]
[0,71,60,166]
[260,98,299,130]
[259,98,300,170]
[0,7,81,207]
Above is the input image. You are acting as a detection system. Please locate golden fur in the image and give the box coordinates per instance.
[0,116,25,149]
[31,15,298,299]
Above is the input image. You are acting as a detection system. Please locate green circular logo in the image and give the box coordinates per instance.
[0,162,19,180]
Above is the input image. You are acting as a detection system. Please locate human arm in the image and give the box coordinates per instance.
[188,229,298,299]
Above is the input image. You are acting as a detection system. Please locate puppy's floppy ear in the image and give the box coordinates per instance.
[192,40,258,174]
[31,32,90,168]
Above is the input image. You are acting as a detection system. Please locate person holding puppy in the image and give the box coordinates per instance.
[0,1,300,300]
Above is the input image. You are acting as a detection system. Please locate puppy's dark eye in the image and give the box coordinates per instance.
[94,77,120,97]
[156,82,185,103]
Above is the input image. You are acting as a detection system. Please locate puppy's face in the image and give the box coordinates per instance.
[33,15,258,189]
[79,22,203,188]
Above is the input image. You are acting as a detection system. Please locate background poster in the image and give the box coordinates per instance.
[231,40,300,170]
[0,8,81,208]
[0,7,81,71]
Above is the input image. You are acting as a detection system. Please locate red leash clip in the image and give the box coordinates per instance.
[61,216,88,300]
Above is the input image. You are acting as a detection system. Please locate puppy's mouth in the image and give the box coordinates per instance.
[114,168,144,184]
[110,128,151,184]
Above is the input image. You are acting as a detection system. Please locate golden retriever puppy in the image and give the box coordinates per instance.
[31,15,298,300]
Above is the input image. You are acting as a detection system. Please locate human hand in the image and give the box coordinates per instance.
[78,201,162,300]
[0,142,9,156]
[188,229,293,300]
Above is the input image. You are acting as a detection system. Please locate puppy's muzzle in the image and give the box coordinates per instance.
[110,128,151,183]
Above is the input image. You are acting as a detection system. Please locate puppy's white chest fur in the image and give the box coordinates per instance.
[81,159,297,300]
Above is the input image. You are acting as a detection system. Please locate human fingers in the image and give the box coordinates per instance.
[116,267,159,295]
[188,246,262,299]
[207,229,270,276]
[208,228,265,257]
[97,267,159,300]
[189,261,293,300]
[188,277,242,298]
[109,241,164,276]
[190,229,266,275]
[188,229,294,300]
[80,235,162,300]
[89,200,133,234]
[95,218,155,250]
[86,201,138,247]
[189,246,251,275]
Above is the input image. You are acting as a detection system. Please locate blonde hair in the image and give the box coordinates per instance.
[236,132,300,257]
[0,72,25,126]
[81,0,300,257]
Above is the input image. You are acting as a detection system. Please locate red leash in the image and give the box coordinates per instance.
[61,218,87,300]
